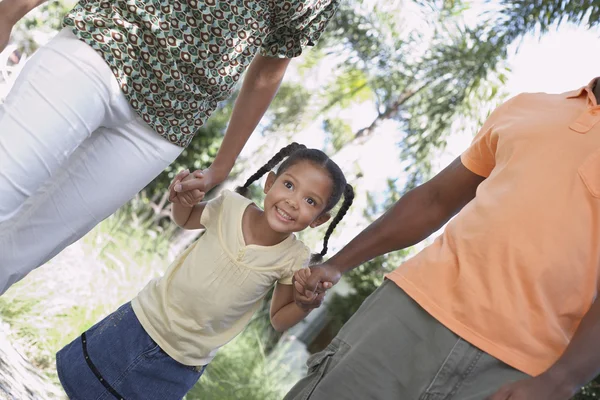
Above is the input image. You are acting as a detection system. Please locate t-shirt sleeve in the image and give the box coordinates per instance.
[278,245,311,285]
[260,0,339,59]
[461,95,520,178]
[199,190,229,228]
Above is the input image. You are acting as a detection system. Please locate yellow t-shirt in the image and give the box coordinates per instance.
[388,78,600,376]
[132,190,310,366]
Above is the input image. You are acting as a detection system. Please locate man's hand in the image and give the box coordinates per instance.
[293,263,341,309]
[292,268,330,311]
[486,374,577,400]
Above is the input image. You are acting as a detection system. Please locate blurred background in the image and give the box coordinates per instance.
[1,0,599,398]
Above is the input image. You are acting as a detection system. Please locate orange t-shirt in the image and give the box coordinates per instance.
[388,78,600,376]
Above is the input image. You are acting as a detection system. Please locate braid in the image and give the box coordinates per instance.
[235,143,354,267]
[313,184,355,263]
[234,142,306,198]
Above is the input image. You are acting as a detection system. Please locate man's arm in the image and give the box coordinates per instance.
[295,157,486,297]
[331,157,483,272]
[0,0,48,52]
[487,298,600,400]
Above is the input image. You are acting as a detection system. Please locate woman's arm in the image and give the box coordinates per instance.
[175,55,291,195]
[0,0,48,51]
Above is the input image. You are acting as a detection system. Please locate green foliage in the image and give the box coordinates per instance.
[186,321,294,400]
[262,83,313,134]
[322,67,373,112]
[323,117,353,151]
[576,378,600,399]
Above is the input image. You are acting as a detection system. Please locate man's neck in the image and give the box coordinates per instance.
[594,78,600,105]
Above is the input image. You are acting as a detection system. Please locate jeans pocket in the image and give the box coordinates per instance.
[301,338,350,400]
[141,340,204,375]
[579,149,600,198]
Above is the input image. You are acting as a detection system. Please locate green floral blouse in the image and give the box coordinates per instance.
[63,0,339,147]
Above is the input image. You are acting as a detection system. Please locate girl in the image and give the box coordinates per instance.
[56,143,354,400]
[0,0,340,295]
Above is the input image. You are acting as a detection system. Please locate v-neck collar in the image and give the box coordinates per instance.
[237,201,294,251]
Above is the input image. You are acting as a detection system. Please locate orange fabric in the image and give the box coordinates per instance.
[387,78,600,376]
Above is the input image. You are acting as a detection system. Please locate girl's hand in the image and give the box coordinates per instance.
[169,169,204,207]
[173,166,224,197]
[176,173,205,207]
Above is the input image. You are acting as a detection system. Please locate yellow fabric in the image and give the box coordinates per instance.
[132,190,310,366]
[388,78,600,376]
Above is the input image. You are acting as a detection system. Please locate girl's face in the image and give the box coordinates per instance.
[263,161,333,234]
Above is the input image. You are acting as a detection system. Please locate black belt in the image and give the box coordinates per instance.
[81,332,126,400]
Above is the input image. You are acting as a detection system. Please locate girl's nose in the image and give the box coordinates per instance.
[285,198,298,209]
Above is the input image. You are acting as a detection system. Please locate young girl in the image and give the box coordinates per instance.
[56,142,354,400]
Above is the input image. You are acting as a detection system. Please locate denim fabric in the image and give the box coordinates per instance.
[57,302,204,400]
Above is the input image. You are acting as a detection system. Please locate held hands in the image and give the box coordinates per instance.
[168,167,224,207]
[292,263,342,311]
[168,170,204,207]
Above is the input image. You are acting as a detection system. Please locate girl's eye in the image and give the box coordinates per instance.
[306,198,316,206]
[283,181,293,189]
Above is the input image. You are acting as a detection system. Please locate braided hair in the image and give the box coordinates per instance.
[235,143,354,264]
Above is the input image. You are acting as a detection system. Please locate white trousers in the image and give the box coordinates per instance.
[0,29,183,294]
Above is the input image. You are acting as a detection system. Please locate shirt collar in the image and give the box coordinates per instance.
[566,77,599,104]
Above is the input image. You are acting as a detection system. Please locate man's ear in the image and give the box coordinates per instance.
[264,171,277,194]
[310,212,331,228]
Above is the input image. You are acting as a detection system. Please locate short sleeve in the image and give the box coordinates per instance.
[260,0,339,59]
[461,95,520,178]
[277,245,311,285]
[199,190,229,229]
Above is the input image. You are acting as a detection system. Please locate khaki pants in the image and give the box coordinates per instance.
[284,280,529,400]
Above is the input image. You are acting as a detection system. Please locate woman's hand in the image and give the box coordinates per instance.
[173,167,224,201]
[0,6,15,53]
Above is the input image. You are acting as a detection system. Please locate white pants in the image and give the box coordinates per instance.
[0,29,183,294]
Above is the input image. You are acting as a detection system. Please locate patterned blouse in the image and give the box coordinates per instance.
[63,0,339,147]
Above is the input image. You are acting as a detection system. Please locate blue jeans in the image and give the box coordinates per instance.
[57,302,205,400]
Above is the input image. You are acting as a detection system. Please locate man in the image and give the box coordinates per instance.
[288,79,600,399]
